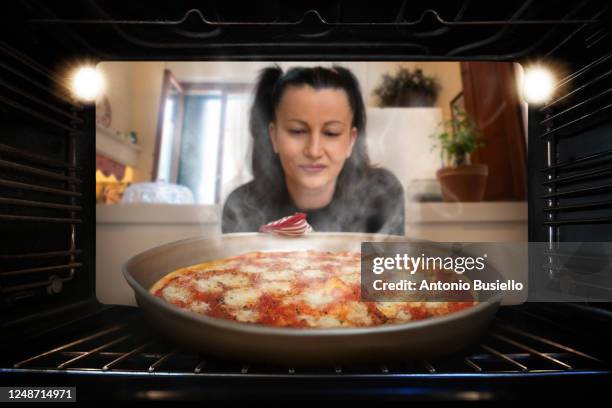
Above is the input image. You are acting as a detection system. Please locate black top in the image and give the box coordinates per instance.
[222,168,405,236]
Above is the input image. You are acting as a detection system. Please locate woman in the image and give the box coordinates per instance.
[222,65,405,235]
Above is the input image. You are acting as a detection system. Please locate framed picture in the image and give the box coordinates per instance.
[95,94,112,128]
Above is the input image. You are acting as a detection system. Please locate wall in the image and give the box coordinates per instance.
[128,62,166,182]
[97,62,132,134]
[361,61,463,122]
[167,61,463,120]
[97,61,166,183]
[99,61,463,183]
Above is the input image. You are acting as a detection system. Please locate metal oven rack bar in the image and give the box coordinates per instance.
[4,306,609,377]
[0,44,84,302]
[20,1,609,60]
[535,7,612,298]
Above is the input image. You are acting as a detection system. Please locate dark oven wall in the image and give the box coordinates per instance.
[1,1,612,399]
[525,0,612,309]
[528,16,612,244]
[0,27,96,328]
[1,0,611,334]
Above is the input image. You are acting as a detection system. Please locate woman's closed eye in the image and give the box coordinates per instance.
[289,128,307,135]
[323,131,341,137]
[287,128,341,137]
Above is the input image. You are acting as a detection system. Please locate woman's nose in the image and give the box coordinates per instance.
[303,133,324,159]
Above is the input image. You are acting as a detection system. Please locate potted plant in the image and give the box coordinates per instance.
[373,66,441,107]
[432,107,488,202]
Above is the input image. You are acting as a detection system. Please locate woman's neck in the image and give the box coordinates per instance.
[285,177,337,211]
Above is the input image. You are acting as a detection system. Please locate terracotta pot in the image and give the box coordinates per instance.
[395,90,435,107]
[436,164,488,202]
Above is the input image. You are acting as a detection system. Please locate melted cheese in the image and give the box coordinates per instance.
[340,265,360,274]
[396,309,412,322]
[288,258,313,270]
[297,315,316,326]
[195,278,222,293]
[296,277,351,309]
[323,277,350,293]
[425,302,445,309]
[232,309,260,323]
[213,273,250,287]
[345,302,372,325]
[260,269,295,281]
[324,261,343,269]
[317,316,343,328]
[339,273,360,285]
[161,285,190,304]
[297,315,343,328]
[258,281,293,295]
[223,288,261,308]
[375,302,401,318]
[301,269,327,279]
[375,303,413,322]
[190,301,210,314]
[295,251,315,258]
[195,273,249,293]
[240,264,268,274]
[300,287,336,309]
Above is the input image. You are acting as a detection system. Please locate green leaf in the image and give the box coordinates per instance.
[431,107,485,166]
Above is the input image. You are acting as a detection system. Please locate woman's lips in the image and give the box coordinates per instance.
[299,164,327,173]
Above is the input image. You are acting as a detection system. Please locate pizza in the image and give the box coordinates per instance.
[150,250,476,328]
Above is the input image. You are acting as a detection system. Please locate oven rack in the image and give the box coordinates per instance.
[0,42,86,310]
[3,304,610,378]
[530,1,612,250]
[14,0,609,60]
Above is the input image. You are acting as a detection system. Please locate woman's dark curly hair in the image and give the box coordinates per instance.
[249,65,374,202]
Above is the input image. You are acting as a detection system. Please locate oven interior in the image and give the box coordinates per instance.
[1,0,612,399]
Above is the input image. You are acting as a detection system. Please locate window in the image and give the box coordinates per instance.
[154,71,252,204]
[154,70,184,184]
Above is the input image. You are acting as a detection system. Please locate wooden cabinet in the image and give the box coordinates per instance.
[460,62,527,201]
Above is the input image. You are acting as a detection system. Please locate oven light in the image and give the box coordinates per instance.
[521,65,555,104]
[70,66,104,102]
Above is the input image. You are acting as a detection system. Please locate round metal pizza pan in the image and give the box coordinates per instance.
[123,232,503,366]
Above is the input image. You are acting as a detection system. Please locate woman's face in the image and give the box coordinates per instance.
[268,85,358,193]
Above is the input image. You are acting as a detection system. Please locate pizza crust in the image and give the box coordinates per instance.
[149,257,238,294]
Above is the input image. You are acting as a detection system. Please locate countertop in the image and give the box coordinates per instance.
[96,203,221,224]
[96,202,527,224]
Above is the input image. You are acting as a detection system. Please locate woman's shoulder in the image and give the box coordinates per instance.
[224,180,258,204]
[357,167,405,236]
[228,179,284,210]
[364,167,404,194]
[222,180,264,217]
[222,180,266,233]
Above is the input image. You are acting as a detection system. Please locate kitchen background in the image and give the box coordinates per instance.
[95,61,528,305]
